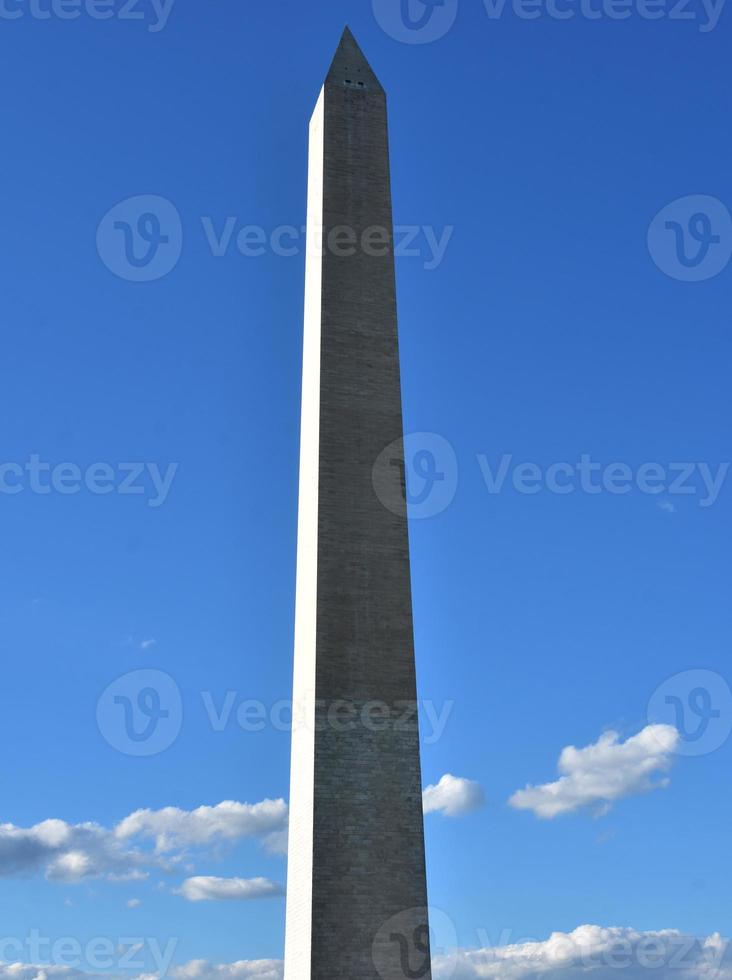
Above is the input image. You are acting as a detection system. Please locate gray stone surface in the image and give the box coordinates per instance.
[285,29,431,980]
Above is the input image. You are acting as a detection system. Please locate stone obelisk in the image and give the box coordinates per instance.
[284,27,432,980]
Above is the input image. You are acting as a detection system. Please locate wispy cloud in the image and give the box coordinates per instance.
[509,725,679,819]
[171,962,283,980]
[434,925,729,979]
[0,968,96,980]
[122,635,158,651]
[178,876,284,902]
[0,818,162,883]
[0,799,287,885]
[2,928,727,980]
[115,800,288,853]
[0,962,284,980]
[423,774,485,817]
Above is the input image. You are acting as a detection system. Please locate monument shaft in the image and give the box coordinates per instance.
[284,29,431,980]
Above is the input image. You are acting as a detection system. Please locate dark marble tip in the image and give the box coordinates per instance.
[325,25,384,93]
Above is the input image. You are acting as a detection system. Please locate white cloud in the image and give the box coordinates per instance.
[261,828,288,856]
[1,930,727,980]
[123,636,157,652]
[171,961,283,980]
[423,775,485,817]
[0,967,90,980]
[178,876,284,902]
[0,818,161,883]
[509,725,679,819]
[433,925,730,979]
[126,898,141,908]
[115,800,287,853]
[0,799,287,885]
[0,963,284,980]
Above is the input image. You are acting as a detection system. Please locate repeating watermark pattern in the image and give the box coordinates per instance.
[202,217,453,270]
[0,457,178,507]
[373,432,459,519]
[373,437,729,519]
[0,0,175,30]
[372,0,459,43]
[97,195,183,282]
[369,911,729,980]
[97,669,183,756]
[372,907,458,980]
[203,692,454,746]
[373,915,725,980]
[0,932,177,974]
[648,669,732,757]
[445,925,728,978]
[648,195,732,281]
[96,195,453,282]
[100,192,732,284]
[483,0,725,29]
[476,454,729,506]
[372,0,725,38]
[97,672,453,755]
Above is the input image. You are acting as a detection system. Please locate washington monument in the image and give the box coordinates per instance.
[284,27,432,980]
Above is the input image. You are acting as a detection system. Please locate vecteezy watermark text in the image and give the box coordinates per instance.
[201,218,454,271]
[96,669,455,756]
[483,0,724,31]
[0,931,177,974]
[202,692,454,746]
[477,454,729,506]
[0,456,178,508]
[374,436,729,521]
[0,0,175,31]
[96,195,454,282]
[372,0,724,40]
[375,913,728,980]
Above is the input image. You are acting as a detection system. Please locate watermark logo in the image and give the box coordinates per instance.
[374,445,730,519]
[373,907,458,980]
[372,0,458,43]
[97,669,182,756]
[97,195,182,282]
[99,685,454,755]
[373,0,725,37]
[648,669,732,756]
[97,204,452,278]
[373,432,458,519]
[648,195,732,282]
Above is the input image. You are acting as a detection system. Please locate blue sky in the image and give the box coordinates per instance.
[1,0,731,977]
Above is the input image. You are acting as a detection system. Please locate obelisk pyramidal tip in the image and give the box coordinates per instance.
[325,27,384,91]
[284,30,431,980]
